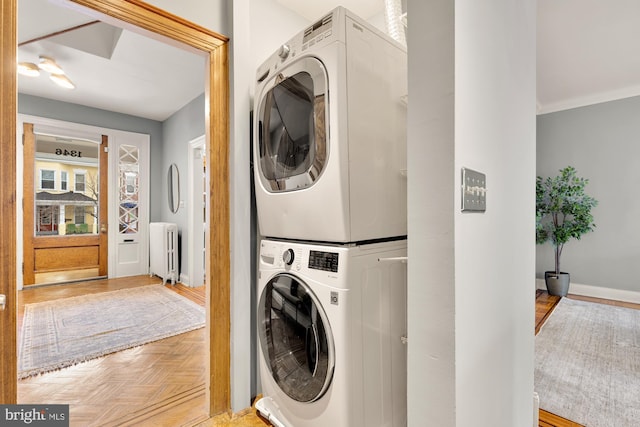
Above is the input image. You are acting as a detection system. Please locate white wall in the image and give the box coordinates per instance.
[249,0,310,92]
[407,1,536,426]
[406,0,456,423]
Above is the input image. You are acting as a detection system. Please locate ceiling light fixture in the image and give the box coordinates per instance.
[38,55,64,74]
[17,62,41,77]
[17,54,75,89]
[49,73,76,90]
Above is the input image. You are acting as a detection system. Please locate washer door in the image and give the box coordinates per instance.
[258,273,335,402]
[256,56,328,192]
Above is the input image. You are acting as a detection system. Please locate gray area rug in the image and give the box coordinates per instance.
[19,285,205,379]
[535,297,640,427]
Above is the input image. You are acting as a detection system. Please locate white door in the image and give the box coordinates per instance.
[188,135,206,287]
[110,131,150,277]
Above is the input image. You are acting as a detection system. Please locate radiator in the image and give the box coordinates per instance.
[149,222,178,285]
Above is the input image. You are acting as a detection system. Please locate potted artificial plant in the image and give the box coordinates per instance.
[536,166,598,296]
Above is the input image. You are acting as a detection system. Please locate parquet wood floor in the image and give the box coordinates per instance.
[18,276,210,427]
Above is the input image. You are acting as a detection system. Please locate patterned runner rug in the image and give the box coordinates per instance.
[19,285,205,379]
[535,297,640,427]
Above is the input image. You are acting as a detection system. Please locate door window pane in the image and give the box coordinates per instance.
[119,145,139,234]
[34,134,100,236]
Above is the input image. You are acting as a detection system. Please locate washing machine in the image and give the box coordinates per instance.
[253,6,407,243]
[255,238,407,427]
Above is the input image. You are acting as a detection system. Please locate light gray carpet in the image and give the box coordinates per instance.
[535,297,640,427]
[19,285,205,379]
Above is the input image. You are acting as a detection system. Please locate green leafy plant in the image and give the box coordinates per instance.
[536,166,598,275]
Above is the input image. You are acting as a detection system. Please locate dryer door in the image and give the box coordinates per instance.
[256,57,328,192]
[258,273,335,402]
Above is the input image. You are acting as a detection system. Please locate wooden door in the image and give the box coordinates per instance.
[23,123,108,286]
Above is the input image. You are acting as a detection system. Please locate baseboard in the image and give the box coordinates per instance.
[536,278,640,304]
[180,273,190,286]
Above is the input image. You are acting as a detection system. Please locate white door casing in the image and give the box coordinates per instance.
[187,135,206,287]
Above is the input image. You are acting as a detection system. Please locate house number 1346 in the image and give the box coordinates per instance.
[55,148,82,158]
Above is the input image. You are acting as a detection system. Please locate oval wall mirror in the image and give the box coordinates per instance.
[168,163,180,213]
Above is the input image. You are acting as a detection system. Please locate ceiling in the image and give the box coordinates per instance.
[17,0,640,120]
[18,0,205,121]
[537,0,640,114]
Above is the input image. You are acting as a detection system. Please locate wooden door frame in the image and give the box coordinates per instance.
[0,0,18,405]
[1,0,231,416]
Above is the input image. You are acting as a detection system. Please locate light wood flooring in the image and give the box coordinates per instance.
[18,278,636,426]
[18,276,214,427]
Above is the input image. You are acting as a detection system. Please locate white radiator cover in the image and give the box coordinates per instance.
[149,222,178,285]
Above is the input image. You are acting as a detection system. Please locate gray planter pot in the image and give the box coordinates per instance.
[545,271,570,297]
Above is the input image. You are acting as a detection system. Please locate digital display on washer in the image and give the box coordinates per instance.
[308,250,339,273]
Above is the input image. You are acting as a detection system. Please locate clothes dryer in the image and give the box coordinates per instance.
[255,238,407,427]
[253,7,407,243]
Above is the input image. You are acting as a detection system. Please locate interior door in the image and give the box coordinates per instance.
[22,123,108,285]
[113,135,150,278]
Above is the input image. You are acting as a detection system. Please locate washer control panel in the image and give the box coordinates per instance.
[260,241,340,273]
[308,250,339,273]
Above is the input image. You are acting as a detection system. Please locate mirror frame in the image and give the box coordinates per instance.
[168,163,180,213]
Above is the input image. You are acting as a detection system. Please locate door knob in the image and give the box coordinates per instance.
[0,294,6,311]
[100,224,107,233]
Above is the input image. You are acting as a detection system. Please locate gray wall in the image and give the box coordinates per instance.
[537,95,640,292]
[18,94,164,218]
[159,93,206,279]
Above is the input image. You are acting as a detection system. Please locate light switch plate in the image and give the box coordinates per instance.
[461,168,486,212]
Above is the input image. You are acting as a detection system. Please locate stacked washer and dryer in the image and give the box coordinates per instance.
[253,7,408,427]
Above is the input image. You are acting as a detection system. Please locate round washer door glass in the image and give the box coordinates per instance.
[258,273,334,402]
[257,56,328,192]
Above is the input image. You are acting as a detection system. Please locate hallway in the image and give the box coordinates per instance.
[18,276,209,426]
